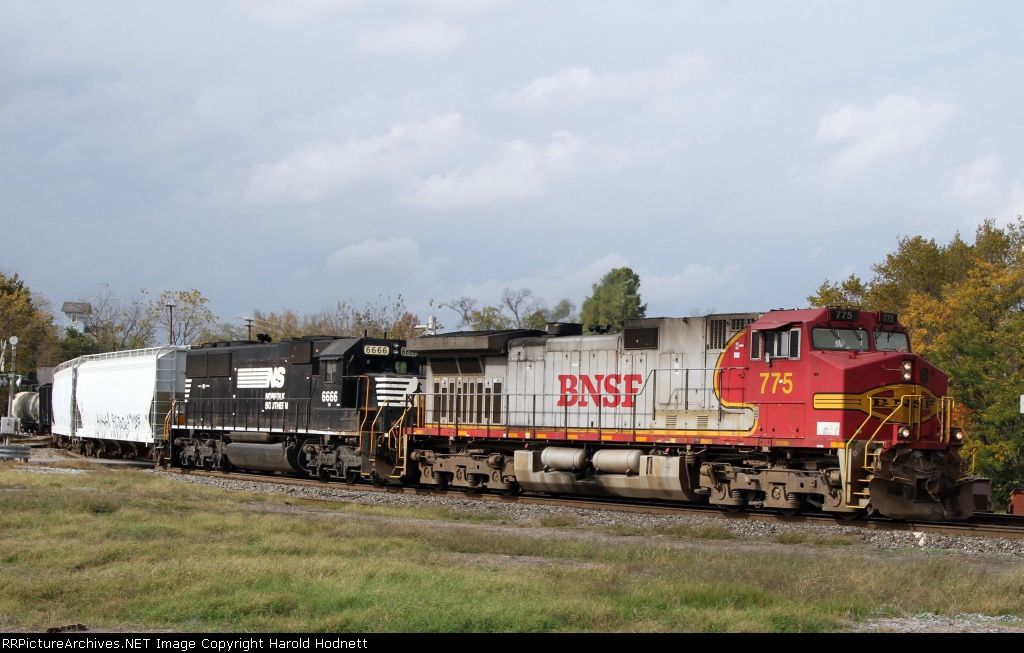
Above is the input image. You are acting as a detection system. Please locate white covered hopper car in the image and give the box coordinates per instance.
[51,346,189,459]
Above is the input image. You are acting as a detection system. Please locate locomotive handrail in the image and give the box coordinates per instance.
[418,375,754,436]
[421,364,747,434]
[163,399,177,439]
[843,393,933,507]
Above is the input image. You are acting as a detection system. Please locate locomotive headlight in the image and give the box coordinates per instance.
[902,361,913,381]
[952,428,965,442]
[898,426,912,440]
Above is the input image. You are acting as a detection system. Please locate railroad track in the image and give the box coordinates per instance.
[36,446,1024,540]
[162,465,1024,541]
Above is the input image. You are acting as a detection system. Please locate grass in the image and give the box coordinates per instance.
[1,462,1024,632]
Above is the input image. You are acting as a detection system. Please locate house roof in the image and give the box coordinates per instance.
[60,302,91,314]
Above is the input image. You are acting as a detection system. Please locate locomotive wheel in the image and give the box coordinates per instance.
[723,503,744,513]
[498,483,521,497]
[344,470,359,486]
[778,507,800,517]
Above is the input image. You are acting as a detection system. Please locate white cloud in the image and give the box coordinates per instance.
[640,264,742,310]
[244,114,465,203]
[1005,180,1024,220]
[505,54,710,110]
[353,21,466,55]
[405,131,624,208]
[327,238,422,272]
[405,0,510,18]
[814,95,956,182]
[237,0,363,23]
[949,155,1002,202]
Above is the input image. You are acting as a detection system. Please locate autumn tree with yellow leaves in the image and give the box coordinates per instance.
[810,217,1024,506]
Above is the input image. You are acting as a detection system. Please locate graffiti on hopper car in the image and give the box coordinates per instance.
[95,412,145,433]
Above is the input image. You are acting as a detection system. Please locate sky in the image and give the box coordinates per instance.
[2,0,1023,332]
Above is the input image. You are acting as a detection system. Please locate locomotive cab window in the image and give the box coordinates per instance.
[874,330,911,352]
[812,327,869,351]
[751,328,800,360]
[324,360,338,384]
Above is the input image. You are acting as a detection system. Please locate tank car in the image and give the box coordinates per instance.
[171,336,421,484]
[11,391,40,433]
[51,347,189,458]
[402,308,973,520]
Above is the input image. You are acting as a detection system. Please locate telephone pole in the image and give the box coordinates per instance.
[166,302,175,345]
[5,336,17,418]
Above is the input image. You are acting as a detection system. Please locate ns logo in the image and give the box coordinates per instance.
[236,366,287,390]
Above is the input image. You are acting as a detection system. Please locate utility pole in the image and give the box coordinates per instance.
[166,302,175,345]
[6,336,17,418]
[245,317,254,340]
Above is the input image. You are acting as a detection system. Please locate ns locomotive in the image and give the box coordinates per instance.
[48,307,975,521]
[173,335,421,484]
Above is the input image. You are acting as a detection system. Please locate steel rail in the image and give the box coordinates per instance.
[162,467,1024,541]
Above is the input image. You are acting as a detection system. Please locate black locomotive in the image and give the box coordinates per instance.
[173,335,421,484]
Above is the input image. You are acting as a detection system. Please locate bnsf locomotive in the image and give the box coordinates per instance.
[49,307,974,521]
[404,308,972,520]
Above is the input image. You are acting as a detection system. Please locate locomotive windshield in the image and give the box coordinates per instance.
[874,330,910,352]
[811,327,869,351]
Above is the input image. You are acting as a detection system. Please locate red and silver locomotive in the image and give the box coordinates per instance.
[403,308,973,520]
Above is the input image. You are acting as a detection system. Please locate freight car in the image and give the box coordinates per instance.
[400,308,974,520]
[52,346,189,458]
[7,389,49,434]
[171,335,422,482]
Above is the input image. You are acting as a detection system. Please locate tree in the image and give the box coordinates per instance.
[0,272,60,406]
[56,326,106,361]
[198,320,248,344]
[249,309,303,342]
[317,295,421,339]
[80,285,154,351]
[807,274,869,309]
[149,289,217,346]
[441,288,573,331]
[244,296,422,343]
[808,216,1024,506]
[579,267,646,333]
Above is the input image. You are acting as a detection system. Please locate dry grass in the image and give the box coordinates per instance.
[1,463,1023,632]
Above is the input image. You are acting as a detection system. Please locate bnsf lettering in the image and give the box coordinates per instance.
[557,374,642,408]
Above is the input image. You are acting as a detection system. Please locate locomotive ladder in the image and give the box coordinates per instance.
[842,393,939,509]
[362,375,418,481]
[152,351,183,464]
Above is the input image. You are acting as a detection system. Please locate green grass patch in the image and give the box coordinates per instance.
[601,523,737,540]
[1,465,1023,632]
[772,532,860,546]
